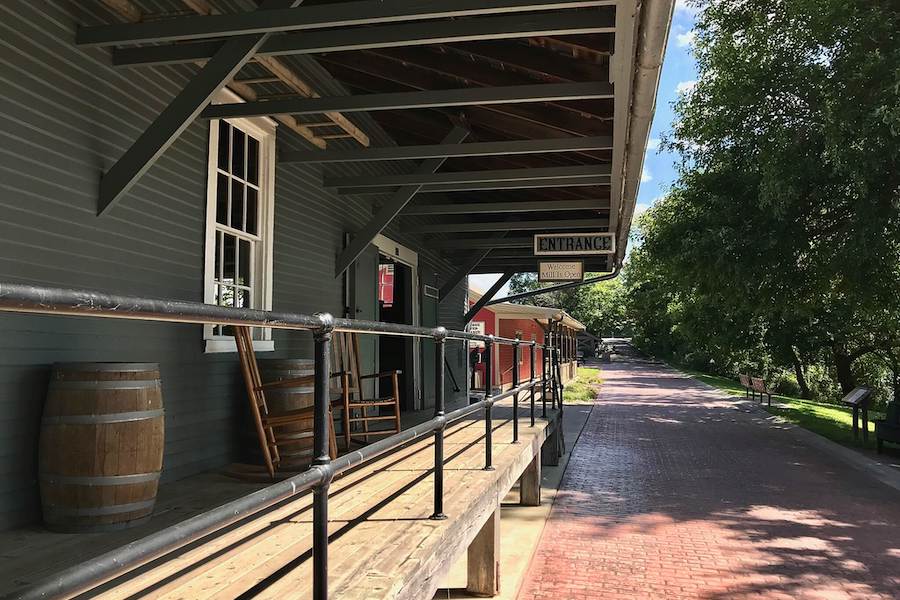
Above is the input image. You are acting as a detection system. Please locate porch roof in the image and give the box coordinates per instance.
[80,0,674,288]
[469,286,586,331]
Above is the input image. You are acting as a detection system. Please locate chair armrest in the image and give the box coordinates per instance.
[359,370,403,380]
[255,372,344,391]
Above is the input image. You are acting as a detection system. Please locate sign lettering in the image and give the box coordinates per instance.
[533,232,615,256]
[538,261,585,282]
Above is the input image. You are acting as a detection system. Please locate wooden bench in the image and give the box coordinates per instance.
[739,374,752,398]
[750,376,773,406]
[875,401,899,453]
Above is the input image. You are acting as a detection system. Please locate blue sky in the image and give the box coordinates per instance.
[470,3,699,296]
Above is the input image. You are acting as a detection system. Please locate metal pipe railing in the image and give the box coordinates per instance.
[0,282,562,600]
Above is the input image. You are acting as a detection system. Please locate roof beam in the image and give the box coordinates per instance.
[403,198,607,215]
[201,81,613,120]
[404,218,608,234]
[97,0,303,216]
[112,11,616,67]
[439,247,497,301]
[280,136,612,164]
[333,126,469,278]
[325,164,610,190]
[338,176,611,195]
[465,272,515,324]
[425,238,534,250]
[79,0,614,46]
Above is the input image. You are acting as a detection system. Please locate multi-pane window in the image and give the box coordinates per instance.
[204,106,275,352]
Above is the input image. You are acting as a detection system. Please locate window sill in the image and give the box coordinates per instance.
[205,339,275,354]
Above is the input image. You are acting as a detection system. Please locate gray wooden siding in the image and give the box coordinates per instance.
[0,1,470,530]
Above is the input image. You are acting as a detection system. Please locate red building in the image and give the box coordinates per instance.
[468,286,586,392]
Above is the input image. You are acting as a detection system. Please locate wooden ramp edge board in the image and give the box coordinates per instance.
[78,407,556,600]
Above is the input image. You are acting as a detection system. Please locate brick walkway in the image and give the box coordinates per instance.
[517,360,900,600]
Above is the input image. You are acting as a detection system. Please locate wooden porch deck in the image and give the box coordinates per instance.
[0,400,557,600]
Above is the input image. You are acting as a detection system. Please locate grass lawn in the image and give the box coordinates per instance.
[564,366,602,404]
[683,369,885,451]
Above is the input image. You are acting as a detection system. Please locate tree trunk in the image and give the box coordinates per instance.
[832,345,855,395]
[791,347,811,399]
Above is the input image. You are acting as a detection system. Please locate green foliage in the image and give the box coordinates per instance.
[623,0,900,406]
[509,274,633,338]
[563,366,603,404]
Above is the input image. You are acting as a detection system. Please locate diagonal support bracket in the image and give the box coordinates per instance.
[333,125,469,278]
[464,271,514,324]
[438,233,508,302]
[97,0,304,216]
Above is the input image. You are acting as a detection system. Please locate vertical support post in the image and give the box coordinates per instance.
[520,454,541,506]
[467,505,501,596]
[529,342,536,427]
[541,342,548,419]
[431,328,448,520]
[512,338,520,443]
[312,314,335,600]
[483,336,494,471]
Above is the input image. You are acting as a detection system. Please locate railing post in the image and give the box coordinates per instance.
[431,328,448,520]
[312,313,335,600]
[512,338,520,443]
[483,335,494,471]
[541,342,548,418]
[529,341,536,427]
[554,342,565,418]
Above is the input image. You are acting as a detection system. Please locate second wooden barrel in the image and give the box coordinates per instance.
[39,363,165,532]
[254,359,315,468]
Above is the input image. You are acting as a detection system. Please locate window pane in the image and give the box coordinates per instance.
[216,173,228,225]
[223,234,236,284]
[231,179,244,230]
[217,121,229,171]
[214,231,222,281]
[247,136,259,185]
[232,128,246,179]
[238,239,251,287]
[220,285,235,307]
[246,187,258,235]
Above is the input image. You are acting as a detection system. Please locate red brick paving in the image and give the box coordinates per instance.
[517,360,900,600]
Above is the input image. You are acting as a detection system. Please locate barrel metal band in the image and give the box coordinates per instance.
[40,472,161,486]
[46,499,156,517]
[49,380,161,390]
[53,362,160,372]
[42,409,165,425]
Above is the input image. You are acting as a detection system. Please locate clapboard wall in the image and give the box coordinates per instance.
[0,1,468,529]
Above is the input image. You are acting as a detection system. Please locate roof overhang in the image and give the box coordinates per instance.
[79,0,674,287]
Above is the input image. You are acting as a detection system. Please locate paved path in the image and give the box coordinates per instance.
[517,360,900,600]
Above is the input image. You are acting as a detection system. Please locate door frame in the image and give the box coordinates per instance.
[373,235,422,409]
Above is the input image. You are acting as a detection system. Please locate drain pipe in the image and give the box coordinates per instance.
[485,266,621,305]
[616,0,676,260]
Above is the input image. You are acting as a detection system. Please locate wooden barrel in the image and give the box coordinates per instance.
[39,363,164,532]
[251,359,315,468]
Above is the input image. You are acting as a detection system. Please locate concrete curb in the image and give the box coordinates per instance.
[675,367,900,494]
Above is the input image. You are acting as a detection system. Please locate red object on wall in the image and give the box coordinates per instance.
[467,300,545,390]
[378,263,394,307]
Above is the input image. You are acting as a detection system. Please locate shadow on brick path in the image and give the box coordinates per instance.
[517,359,900,600]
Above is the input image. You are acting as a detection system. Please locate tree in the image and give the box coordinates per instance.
[624,0,900,402]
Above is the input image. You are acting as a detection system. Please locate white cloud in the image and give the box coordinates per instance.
[641,166,652,183]
[676,30,696,47]
[634,203,651,218]
[676,80,697,95]
[646,138,661,151]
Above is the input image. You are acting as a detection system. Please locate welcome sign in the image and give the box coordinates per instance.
[538,261,584,282]
[533,232,615,256]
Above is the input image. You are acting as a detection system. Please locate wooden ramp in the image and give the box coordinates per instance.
[69,405,554,600]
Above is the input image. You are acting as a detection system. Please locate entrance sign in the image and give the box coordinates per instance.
[533,232,614,256]
[538,260,584,282]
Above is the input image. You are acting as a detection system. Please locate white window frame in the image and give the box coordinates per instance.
[203,89,277,353]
